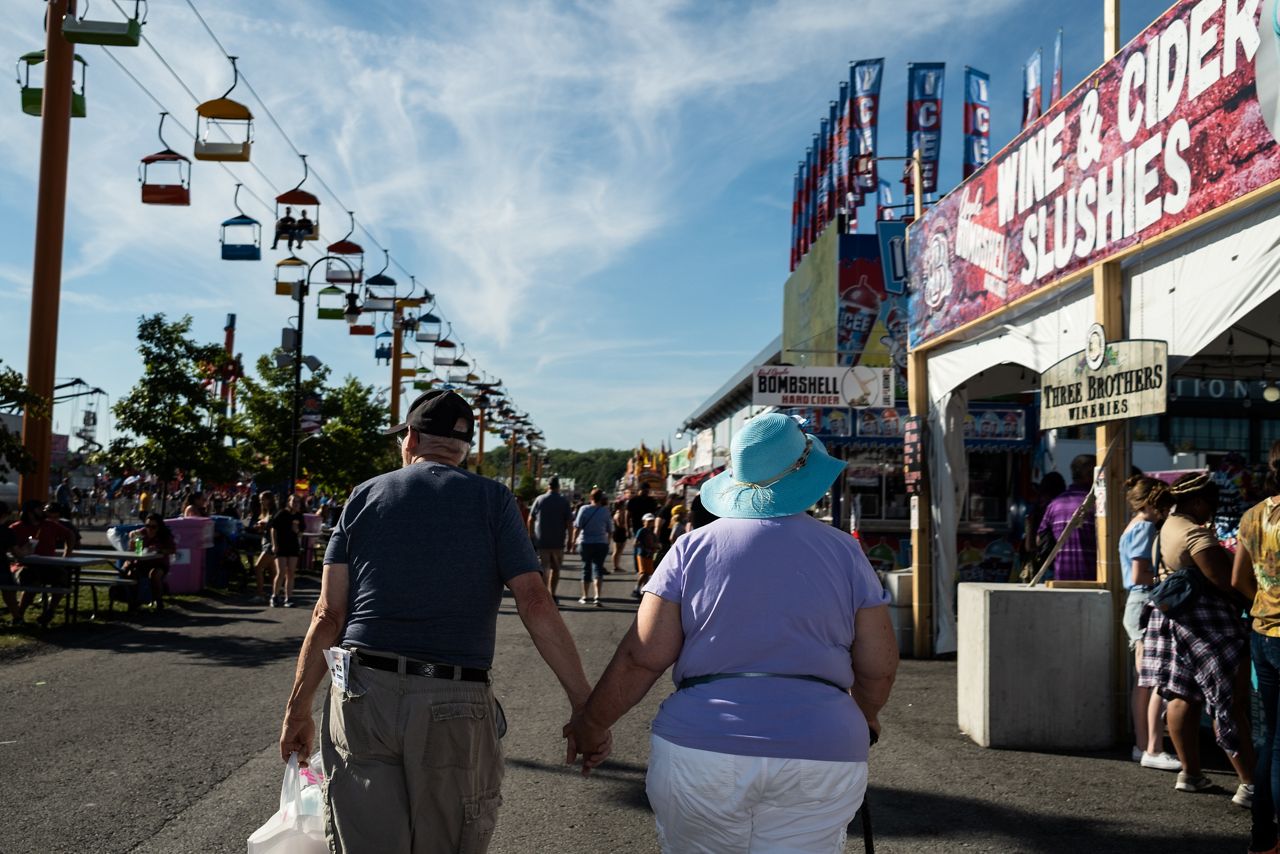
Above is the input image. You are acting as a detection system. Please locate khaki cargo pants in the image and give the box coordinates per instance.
[321,661,504,854]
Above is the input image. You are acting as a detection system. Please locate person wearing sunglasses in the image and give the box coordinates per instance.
[125,514,176,612]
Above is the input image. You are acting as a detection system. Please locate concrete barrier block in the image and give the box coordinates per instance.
[957,583,1115,751]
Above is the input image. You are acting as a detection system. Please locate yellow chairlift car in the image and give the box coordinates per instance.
[274,256,306,296]
[194,57,252,162]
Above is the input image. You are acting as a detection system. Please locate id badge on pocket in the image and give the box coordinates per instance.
[323,647,351,693]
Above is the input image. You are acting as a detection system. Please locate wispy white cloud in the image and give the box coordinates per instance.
[0,0,1026,449]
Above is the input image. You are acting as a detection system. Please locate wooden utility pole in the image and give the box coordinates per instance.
[390,304,404,425]
[906,148,933,658]
[20,0,76,505]
[1098,0,1130,740]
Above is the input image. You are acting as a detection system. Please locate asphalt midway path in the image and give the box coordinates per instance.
[0,550,1248,853]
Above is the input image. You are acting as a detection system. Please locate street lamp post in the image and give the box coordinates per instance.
[288,255,356,494]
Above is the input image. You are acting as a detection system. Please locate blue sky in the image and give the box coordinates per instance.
[0,0,1176,452]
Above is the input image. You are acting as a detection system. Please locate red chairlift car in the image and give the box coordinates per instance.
[139,112,190,205]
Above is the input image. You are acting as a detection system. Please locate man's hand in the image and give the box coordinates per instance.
[280,712,315,764]
[563,711,612,776]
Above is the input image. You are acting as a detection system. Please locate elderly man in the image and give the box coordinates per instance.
[278,389,603,853]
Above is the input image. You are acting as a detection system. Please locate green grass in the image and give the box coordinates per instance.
[0,583,209,652]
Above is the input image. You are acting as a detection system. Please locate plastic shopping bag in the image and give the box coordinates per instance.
[247,752,326,854]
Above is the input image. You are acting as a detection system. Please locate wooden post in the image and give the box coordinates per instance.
[1094,259,1130,738]
[1104,0,1121,60]
[390,304,404,425]
[911,149,924,220]
[20,0,76,505]
[909,348,933,658]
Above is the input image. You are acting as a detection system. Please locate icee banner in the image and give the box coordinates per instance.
[908,0,1280,347]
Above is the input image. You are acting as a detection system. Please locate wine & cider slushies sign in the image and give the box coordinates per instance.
[908,0,1280,347]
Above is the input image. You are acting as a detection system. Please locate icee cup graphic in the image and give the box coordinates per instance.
[1259,0,1280,142]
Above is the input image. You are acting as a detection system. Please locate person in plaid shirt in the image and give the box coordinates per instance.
[1036,455,1097,581]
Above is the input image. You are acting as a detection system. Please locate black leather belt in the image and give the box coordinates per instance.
[353,651,489,684]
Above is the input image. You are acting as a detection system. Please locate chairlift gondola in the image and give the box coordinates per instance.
[415,312,442,344]
[18,50,87,117]
[374,330,393,365]
[62,0,146,47]
[433,332,457,366]
[362,249,397,309]
[316,286,345,320]
[139,113,190,205]
[274,256,306,296]
[194,57,252,162]
[326,212,363,283]
[274,155,319,247]
[220,184,262,259]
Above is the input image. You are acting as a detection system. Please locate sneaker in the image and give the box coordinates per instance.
[1140,751,1182,771]
[282,598,296,608]
[593,598,602,607]
[1131,746,1143,762]
[269,596,280,608]
[1175,772,1214,793]
[577,596,589,604]
[1234,783,1255,809]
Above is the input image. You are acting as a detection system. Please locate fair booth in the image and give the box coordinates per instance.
[906,0,1280,747]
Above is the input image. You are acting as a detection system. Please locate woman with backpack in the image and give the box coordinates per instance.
[1139,472,1254,803]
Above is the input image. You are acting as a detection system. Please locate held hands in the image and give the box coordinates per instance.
[563,710,612,777]
[279,712,315,765]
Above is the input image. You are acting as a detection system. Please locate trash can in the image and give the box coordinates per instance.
[205,515,244,588]
[165,517,214,594]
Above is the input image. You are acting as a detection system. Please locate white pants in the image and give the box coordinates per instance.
[645,734,868,854]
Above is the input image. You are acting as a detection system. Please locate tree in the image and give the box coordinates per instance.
[480,446,631,496]
[307,376,399,496]
[0,359,46,479]
[111,315,235,510]
[232,351,329,492]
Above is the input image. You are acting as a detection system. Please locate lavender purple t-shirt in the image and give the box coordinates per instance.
[646,514,890,763]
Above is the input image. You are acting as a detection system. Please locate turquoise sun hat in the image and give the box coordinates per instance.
[699,413,847,519]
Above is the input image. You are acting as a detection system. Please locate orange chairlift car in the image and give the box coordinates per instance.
[139,112,190,205]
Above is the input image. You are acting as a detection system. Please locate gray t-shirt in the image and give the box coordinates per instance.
[529,491,572,550]
[574,503,614,545]
[324,462,540,669]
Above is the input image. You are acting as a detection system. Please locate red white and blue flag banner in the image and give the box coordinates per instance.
[1023,47,1043,127]
[817,120,830,226]
[836,81,851,207]
[963,67,991,179]
[906,62,945,194]
[877,179,897,221]
[850,59,884,193]
[805,142,818,249]
[1050,29,1063,103]
[828,99,841,216]
[790,168,802,270]
[906,0,1280,347]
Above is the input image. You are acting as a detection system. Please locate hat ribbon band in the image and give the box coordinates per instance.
[734,435,814,489]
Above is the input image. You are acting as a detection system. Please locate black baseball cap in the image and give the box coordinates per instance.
[383,389,474,442]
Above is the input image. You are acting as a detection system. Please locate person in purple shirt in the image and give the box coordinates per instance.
[564,414,898,853]
[1037,454,1098,581]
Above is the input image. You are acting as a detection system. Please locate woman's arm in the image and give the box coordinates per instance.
[1130,558,1155,588]
[567,594,683,773]
[1191,543,1235,592]
[1233,546,1258,603]
[851,605,899,739]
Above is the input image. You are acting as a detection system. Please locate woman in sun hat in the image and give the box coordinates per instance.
[565,413,899,852]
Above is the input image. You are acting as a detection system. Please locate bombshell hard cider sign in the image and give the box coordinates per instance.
[908,0,1280,347]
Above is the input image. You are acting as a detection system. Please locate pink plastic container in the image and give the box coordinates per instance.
[164,517,214,594]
